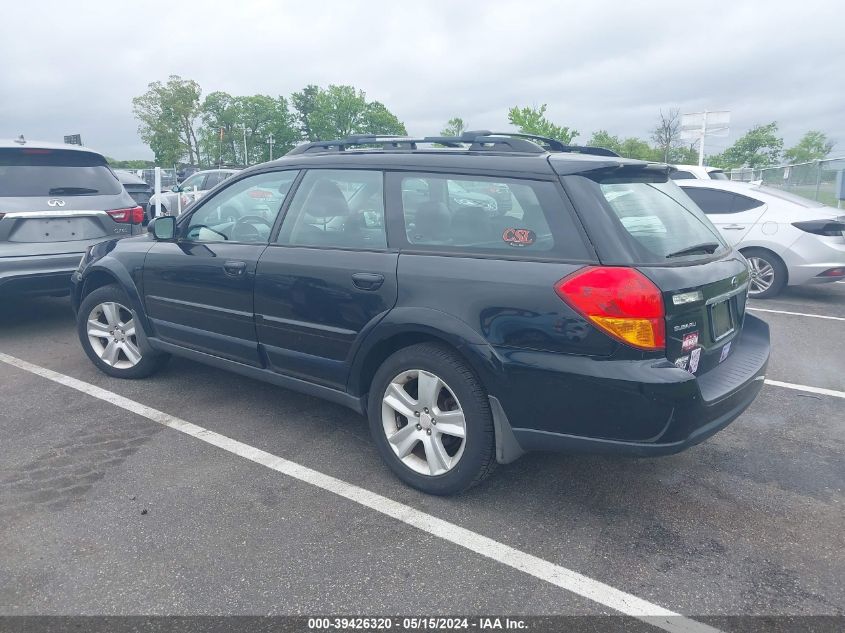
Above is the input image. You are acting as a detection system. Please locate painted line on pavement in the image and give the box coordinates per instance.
[764,379,845,400]
[0,351,720,633]
[747,307,845,321]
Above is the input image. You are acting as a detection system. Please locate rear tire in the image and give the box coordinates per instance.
[77,284,169,379]
[367,343,496,495]
[742,248,787,299]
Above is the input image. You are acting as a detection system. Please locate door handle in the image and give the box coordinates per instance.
[352,272,385,291]
[223,260,247,276]
[723,224,746,230]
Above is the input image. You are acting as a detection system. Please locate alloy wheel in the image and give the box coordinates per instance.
[381,369,467,476]
[86,302,142,369]
[747,256,775,296]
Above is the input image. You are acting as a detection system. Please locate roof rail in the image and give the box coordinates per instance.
[286,131,620,157]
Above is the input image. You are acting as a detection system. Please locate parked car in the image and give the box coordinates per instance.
[676,179,845,298]
[402,177,499,218]
[0,138,144,297]
[148,168,239,216]
[114,170,153,221]
[670,164,729,180]
[458,180,513,212]
[71,131,769,495]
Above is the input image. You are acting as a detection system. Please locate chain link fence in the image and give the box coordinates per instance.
[729,157,845,207]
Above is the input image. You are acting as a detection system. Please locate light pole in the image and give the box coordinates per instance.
[242,125,248,166]
[267,135,275,161]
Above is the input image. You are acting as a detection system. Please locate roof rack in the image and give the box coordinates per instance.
[286,131,620,157]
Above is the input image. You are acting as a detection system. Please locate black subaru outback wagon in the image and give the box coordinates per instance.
[72,132,770,495]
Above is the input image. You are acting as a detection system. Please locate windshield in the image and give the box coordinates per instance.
[0,148,122,197]
[576,173,727,263]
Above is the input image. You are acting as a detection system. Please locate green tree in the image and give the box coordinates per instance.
[199,93,298,166]
[784,131,834,163]
[587,131,661,161]
[708,122,783,169]
[587,130,622,154]
[132,75,203,165]
[441,117,466,137]
[291,84,406,141]
[507,104,577,144]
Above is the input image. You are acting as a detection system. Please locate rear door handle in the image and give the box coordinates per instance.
[352,272,385,291]
[223,260,247,276]
[723,224,746,230]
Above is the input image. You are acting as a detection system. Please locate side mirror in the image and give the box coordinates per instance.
[171,185,182,193]
[148,216,176,240]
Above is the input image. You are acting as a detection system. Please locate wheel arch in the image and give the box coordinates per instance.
[79,261,151,335]
[347,308,504,401]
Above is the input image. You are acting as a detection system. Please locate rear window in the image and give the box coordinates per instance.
[708,170,729,180]
[568,172,727,264]
[0,148,122,197]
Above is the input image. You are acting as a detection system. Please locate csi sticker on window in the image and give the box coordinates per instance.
[502,228,536,247]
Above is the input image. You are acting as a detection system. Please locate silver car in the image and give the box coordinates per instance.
[148,168,238,216]
[0,138,143,297]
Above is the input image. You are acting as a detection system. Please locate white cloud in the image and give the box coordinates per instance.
[1,0,842,159]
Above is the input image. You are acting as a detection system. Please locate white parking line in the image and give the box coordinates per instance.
[0,351,719,633]
[764,379,845,399]
[746,307,845,321]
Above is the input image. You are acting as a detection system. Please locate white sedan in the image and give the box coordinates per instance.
[670,164,730,180]
[677,180,845,298]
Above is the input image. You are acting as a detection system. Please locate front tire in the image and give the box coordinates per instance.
[77,284,169,378]
[742,248,787,298]
[367,343,496,495]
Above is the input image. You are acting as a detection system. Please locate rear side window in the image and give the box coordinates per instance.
[203,172,229,189]
[0,148,122,197]
[682,187,764,214]
[394,172,591,259]
[565,172,726,263]
[669,170,696,180]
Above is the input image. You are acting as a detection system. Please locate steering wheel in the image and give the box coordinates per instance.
[231,214,272,241]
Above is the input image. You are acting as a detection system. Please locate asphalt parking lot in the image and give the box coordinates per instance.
[1,282,843,629]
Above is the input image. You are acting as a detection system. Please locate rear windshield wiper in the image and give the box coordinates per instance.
[48,187,99,195]
[665,242,720,258]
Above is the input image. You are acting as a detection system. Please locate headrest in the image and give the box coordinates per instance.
[306,179,350,218]
[413,201,451,241]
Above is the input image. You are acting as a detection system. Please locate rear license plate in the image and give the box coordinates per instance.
[710,299,734,341]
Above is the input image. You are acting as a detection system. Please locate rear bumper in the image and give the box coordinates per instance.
[495,315,770,456]
[0,252,84,296]
[782,233,845,285]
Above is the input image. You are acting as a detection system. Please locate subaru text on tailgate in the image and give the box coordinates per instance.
[70,131,770,495]
[0,138,144,297]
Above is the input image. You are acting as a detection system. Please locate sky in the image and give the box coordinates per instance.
[1,0,842,161]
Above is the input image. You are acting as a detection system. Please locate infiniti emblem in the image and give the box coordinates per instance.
[731,276,738,287]
[47,199,65,207]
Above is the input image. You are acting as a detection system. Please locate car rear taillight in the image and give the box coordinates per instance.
[792,220,845,236]
[554,266,666,350]
[107,206,145,224]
